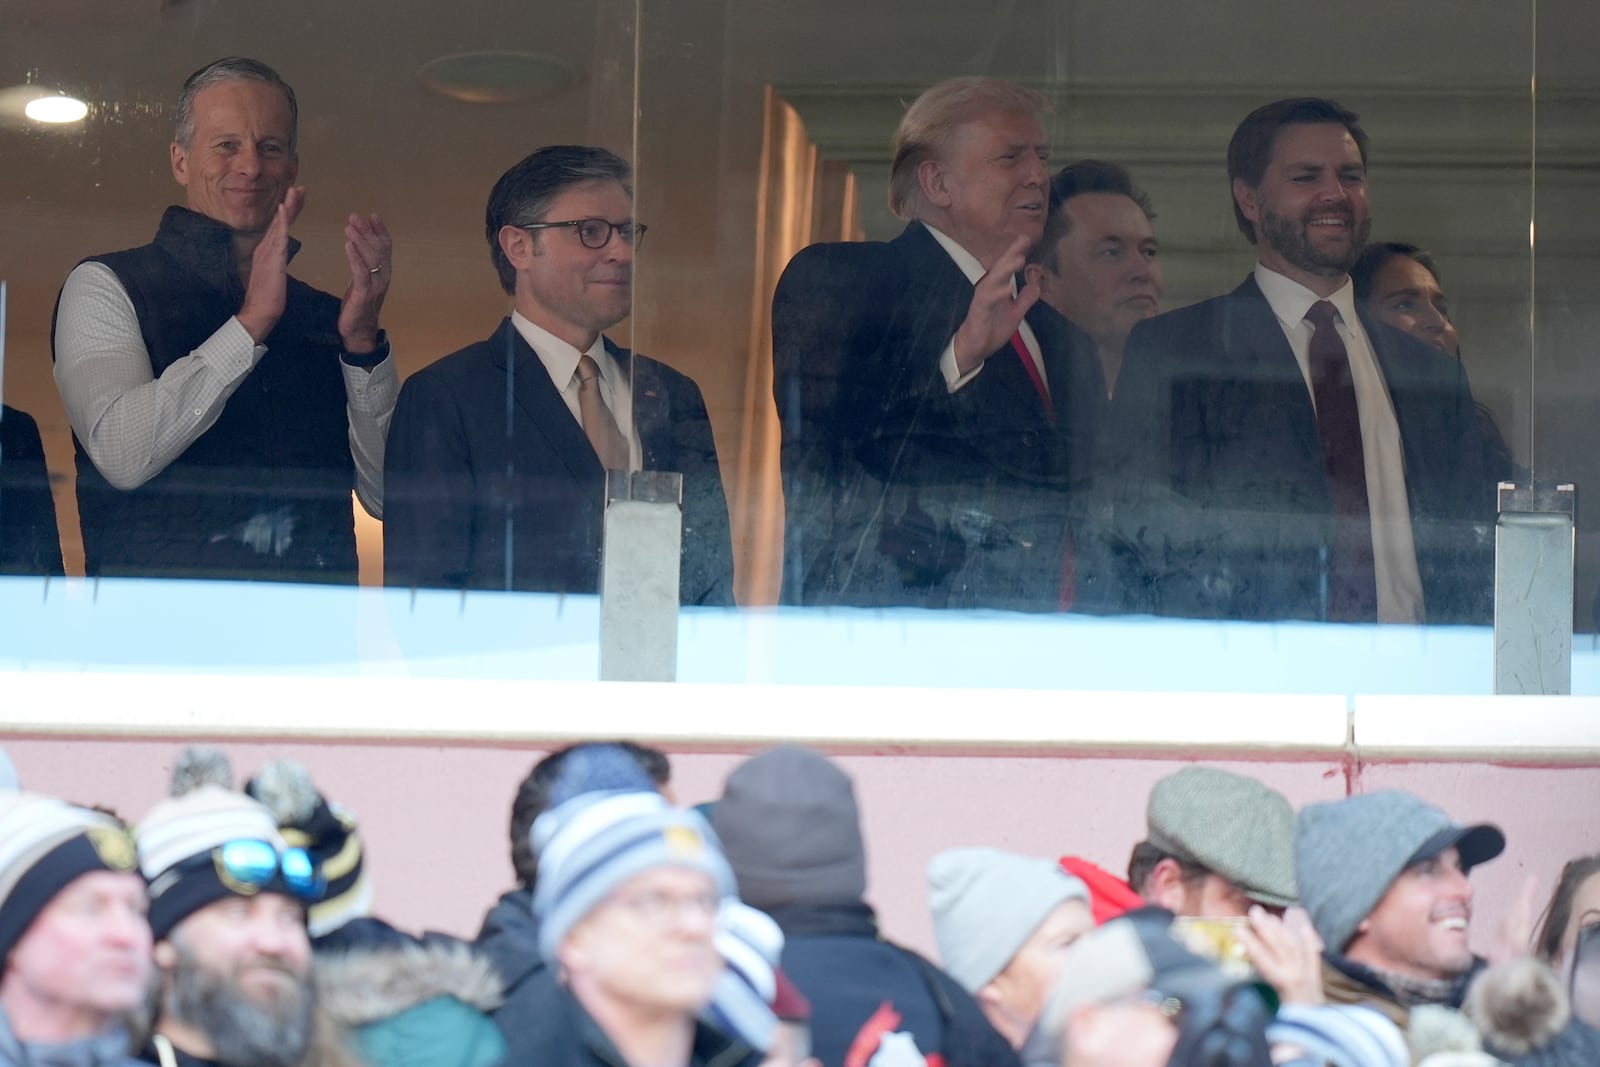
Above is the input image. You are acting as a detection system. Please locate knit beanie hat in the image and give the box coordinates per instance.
[0,792,138,961]
[1268,1004,1410,1067]
[137,782,292,939]
[1058,856,1146,924]
[247,760,371,939]
[928,847,1090,993]
[706,899,784,1052]
[531,746,736,962]
[1146,766,1298,908]
[711,746,866,912]
[1295,791,1504,952]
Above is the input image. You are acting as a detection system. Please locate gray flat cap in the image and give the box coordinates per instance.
[1146,766,1298,908]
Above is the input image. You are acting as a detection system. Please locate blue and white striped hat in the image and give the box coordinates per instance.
[1268,1004,1410,1067]
[706,900,783,1051]
[530,746,736,962]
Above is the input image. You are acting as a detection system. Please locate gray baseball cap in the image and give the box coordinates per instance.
[1295,791,1504,952]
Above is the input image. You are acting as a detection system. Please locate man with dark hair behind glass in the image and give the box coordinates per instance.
[772,77,1105,612]
[1110,97,1493,624]
[52,56,397,584]
[1025,160,1163,398]
[383,145,732,602]
[1352,241,1516,481]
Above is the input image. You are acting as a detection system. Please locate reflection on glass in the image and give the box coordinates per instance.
[5,0,1582,688]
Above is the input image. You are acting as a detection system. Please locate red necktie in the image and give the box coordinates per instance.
[1009,329,1052,418]
[1305,300,1377,620]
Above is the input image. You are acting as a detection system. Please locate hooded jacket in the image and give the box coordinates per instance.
[771,900,1022,1067]
[316,938,506,1067]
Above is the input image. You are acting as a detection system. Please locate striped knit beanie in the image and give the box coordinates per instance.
[248,760,371,939]
[530,745,736,962]
[136,783,290,938]
[1268,1004,1410,1067]
[706,900,783,1051]
[0,792,139,960]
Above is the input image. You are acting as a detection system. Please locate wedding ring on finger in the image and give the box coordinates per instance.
[368,265,383,274]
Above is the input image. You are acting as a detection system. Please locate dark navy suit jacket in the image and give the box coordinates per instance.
[384,318,733,604]
[772,221,1106,611]
[1107,275,1495,623]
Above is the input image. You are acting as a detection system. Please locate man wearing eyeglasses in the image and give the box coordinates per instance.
[383,145,734,602]
[0,793,150,1067]
[135,783,326,1067]
[493,744,763,1066]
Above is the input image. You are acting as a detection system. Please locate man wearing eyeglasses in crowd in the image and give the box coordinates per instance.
[492,745,763,1066]
[383,145,734,602]
[135,783,326,1067]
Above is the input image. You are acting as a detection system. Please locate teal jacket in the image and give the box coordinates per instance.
[317,940,506,1067]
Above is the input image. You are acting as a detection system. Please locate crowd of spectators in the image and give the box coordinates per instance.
[3,740,1598,1067]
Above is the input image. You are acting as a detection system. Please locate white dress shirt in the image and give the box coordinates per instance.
[52,260,398,518]
[1253,263,1424,623]
[922,223,1046,394]
[510,311,640,470]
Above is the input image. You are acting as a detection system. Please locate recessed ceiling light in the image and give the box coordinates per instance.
[417,51,579,105]
[24,94,88,124]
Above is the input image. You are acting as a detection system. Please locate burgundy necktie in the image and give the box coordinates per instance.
[1305,300,1377,621]
[1009,330,1052,418]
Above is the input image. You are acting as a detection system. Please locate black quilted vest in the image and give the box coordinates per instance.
[56,206,357,583]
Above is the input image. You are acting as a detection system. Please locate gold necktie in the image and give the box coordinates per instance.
[576,354,631,471]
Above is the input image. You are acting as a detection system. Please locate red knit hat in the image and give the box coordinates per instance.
[1059,855,1144,923]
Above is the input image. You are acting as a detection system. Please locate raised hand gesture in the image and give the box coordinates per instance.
[338,212,392,354]
[237,185,306,344]
[951,234,1039,376]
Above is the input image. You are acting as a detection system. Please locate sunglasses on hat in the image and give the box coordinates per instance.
[177,839,324,900]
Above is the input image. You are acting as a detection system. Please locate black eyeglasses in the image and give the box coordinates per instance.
[520,218,647,250]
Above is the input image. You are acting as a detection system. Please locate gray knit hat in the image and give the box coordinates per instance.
[711,747,867,912]
[1295,791,1505,952]
[1145,766,1298,908]
[928,847,1090,993]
